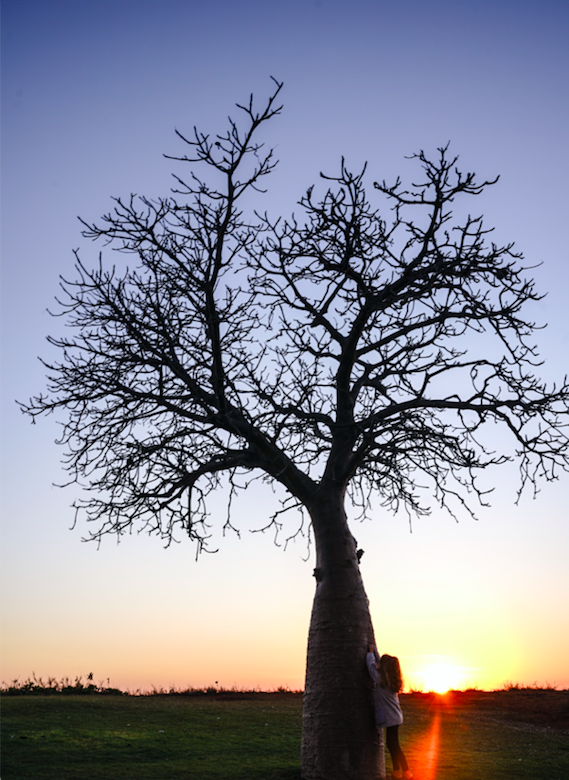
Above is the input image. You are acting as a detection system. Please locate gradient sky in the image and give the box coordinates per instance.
[1,0,568,693]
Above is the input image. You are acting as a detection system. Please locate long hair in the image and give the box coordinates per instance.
[379,654,403,692]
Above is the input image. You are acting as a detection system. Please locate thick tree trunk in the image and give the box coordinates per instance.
[301,490,386,780]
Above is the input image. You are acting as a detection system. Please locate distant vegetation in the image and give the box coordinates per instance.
[0,674,302,697]
[500,680,562,691]
[1,673,125,696]
[1,673,565,696]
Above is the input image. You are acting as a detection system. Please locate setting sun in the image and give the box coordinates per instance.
[415,662,467,693]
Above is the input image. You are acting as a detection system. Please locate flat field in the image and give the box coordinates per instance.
[2,690,568,779]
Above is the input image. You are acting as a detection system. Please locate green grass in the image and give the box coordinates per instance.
[2,693,568,779]
[401,694,569,780]
[1,695,302,779]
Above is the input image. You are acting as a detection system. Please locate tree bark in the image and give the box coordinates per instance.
[301,490,386,780]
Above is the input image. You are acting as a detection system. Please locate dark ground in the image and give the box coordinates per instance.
[401,689,569,734]
[2,688,568,779]
[3,687,568,733]
[157,688,569,733]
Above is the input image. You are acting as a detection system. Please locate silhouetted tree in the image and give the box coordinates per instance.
[22,80,569,780]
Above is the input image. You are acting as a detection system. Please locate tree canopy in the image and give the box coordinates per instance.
[23,79,569,550]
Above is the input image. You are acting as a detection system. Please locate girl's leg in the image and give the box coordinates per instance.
[385,726,409,773]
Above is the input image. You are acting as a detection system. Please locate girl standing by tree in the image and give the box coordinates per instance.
[367,645,413,779]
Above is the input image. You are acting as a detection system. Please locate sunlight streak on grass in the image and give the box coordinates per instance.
[407,710,440,780]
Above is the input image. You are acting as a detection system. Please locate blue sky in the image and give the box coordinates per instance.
[1,0,568,691]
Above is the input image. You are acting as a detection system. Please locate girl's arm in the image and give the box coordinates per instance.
[369,644,381,665]
[366,649,380,683]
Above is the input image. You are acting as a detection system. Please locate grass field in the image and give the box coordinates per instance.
[2,691,568,779]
